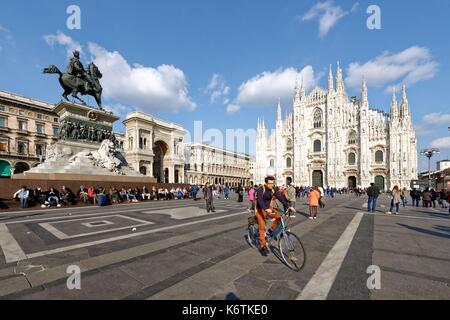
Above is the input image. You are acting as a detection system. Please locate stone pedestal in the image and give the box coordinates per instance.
[15,101,156,183]
[55,101,120,151]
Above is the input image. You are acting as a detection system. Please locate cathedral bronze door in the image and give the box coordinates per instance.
[312,170,324,188]
[348,176,357,189]
[375,175,385,191]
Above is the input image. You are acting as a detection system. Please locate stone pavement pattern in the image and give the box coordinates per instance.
[0,193,449,300]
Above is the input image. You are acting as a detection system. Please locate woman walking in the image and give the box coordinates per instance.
[387,185,401,215]
[308,186,321,220]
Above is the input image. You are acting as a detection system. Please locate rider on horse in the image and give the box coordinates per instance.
[66,50,96,92]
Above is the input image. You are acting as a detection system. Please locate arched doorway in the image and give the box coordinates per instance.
[175,169,179,183]
[312,170,323,188]
[153,141,169,183]
[0,160,11,177]
[164,168,169,183]
[375,175,385,191]
[348,176,357,189]
[13,162,30,174]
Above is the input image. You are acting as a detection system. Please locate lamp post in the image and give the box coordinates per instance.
[420,148,440,188]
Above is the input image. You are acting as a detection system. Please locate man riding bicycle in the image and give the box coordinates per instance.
[255,175,296,256]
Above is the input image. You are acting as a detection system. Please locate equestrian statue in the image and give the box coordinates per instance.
[43,50,104,109]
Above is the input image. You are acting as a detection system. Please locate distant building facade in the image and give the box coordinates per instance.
[123,112,186,184]
[0,91,60,177]
[184,142,251,187]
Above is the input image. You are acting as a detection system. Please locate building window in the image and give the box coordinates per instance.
[37,114,43,120]
[348,152,356,165]
[313,109,323,129]
[375,150,384,163]
[18,120,27,131]
[0,141,7,152]
[0,117,5,128]
[36,144,44,156]
[53,117,59,123]
[313,140,321,152]
[53,127,59,136]
[286,139,293,151]
[36,123,45,134]
[0,105,5,112]
[269,159,275,167]
[286,157,292,168]
[17,142,27,154]
[18,110,25,116]
[348,131,357,145]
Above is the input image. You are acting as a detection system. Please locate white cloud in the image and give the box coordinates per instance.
[415,112,450,137]
[345,46,438,91]
[351,2,360,12]
[0,25,13,40]
[103,103,134,117]
[226,103,240,114]
[43,31,81,58]
[235,66,317,108]
[0,25,13,53]
[43,32,196,114]
[88,43,196,114]
[301,1,355,37]
[205,74,230,104]
[430,137,450,150]
[422,113,450,126]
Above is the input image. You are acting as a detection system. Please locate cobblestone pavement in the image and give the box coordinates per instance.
[0,193,449,300]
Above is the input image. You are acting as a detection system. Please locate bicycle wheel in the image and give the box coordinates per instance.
[278,231,306,272]
[246,225,258,249]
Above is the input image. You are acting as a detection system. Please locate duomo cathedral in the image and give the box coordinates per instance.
[255,64,418,191]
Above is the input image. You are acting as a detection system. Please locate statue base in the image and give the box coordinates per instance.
[22,102,145,180]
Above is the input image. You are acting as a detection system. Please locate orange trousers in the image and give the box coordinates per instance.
[255,208,282,249]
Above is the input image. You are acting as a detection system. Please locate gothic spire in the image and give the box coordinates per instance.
[361,77,368,107]
[336,61,345,94]
[391,87,398,118]
[300,76,306,98]
[277,98,282,123]
[400,83,410,118]
[328,64,334,92]
[294,78,301,103]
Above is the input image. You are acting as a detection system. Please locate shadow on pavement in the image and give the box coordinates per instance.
[397,223,450,239]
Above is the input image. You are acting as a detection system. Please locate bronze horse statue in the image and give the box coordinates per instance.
[43,63,103,109]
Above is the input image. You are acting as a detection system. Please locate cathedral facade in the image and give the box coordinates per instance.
[255,64,418,191]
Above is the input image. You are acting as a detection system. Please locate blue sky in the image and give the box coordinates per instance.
[1,0,450,170]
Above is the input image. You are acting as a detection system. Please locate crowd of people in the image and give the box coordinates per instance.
[11,181,450,218]
[12,185,193,208]
[366,183,450,215]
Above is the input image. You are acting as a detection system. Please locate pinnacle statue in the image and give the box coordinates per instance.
[43,50,103,109]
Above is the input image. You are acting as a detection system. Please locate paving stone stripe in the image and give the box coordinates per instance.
[297,212,364,300]
[3,202,205,225]
[5,211,245,263]
[144,207,354,300]
[0,224,27,263]
[0,217,246,297]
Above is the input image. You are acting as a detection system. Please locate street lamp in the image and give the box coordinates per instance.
[420,148,440,188]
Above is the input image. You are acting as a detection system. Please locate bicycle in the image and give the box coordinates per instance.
[246,210,306,272]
